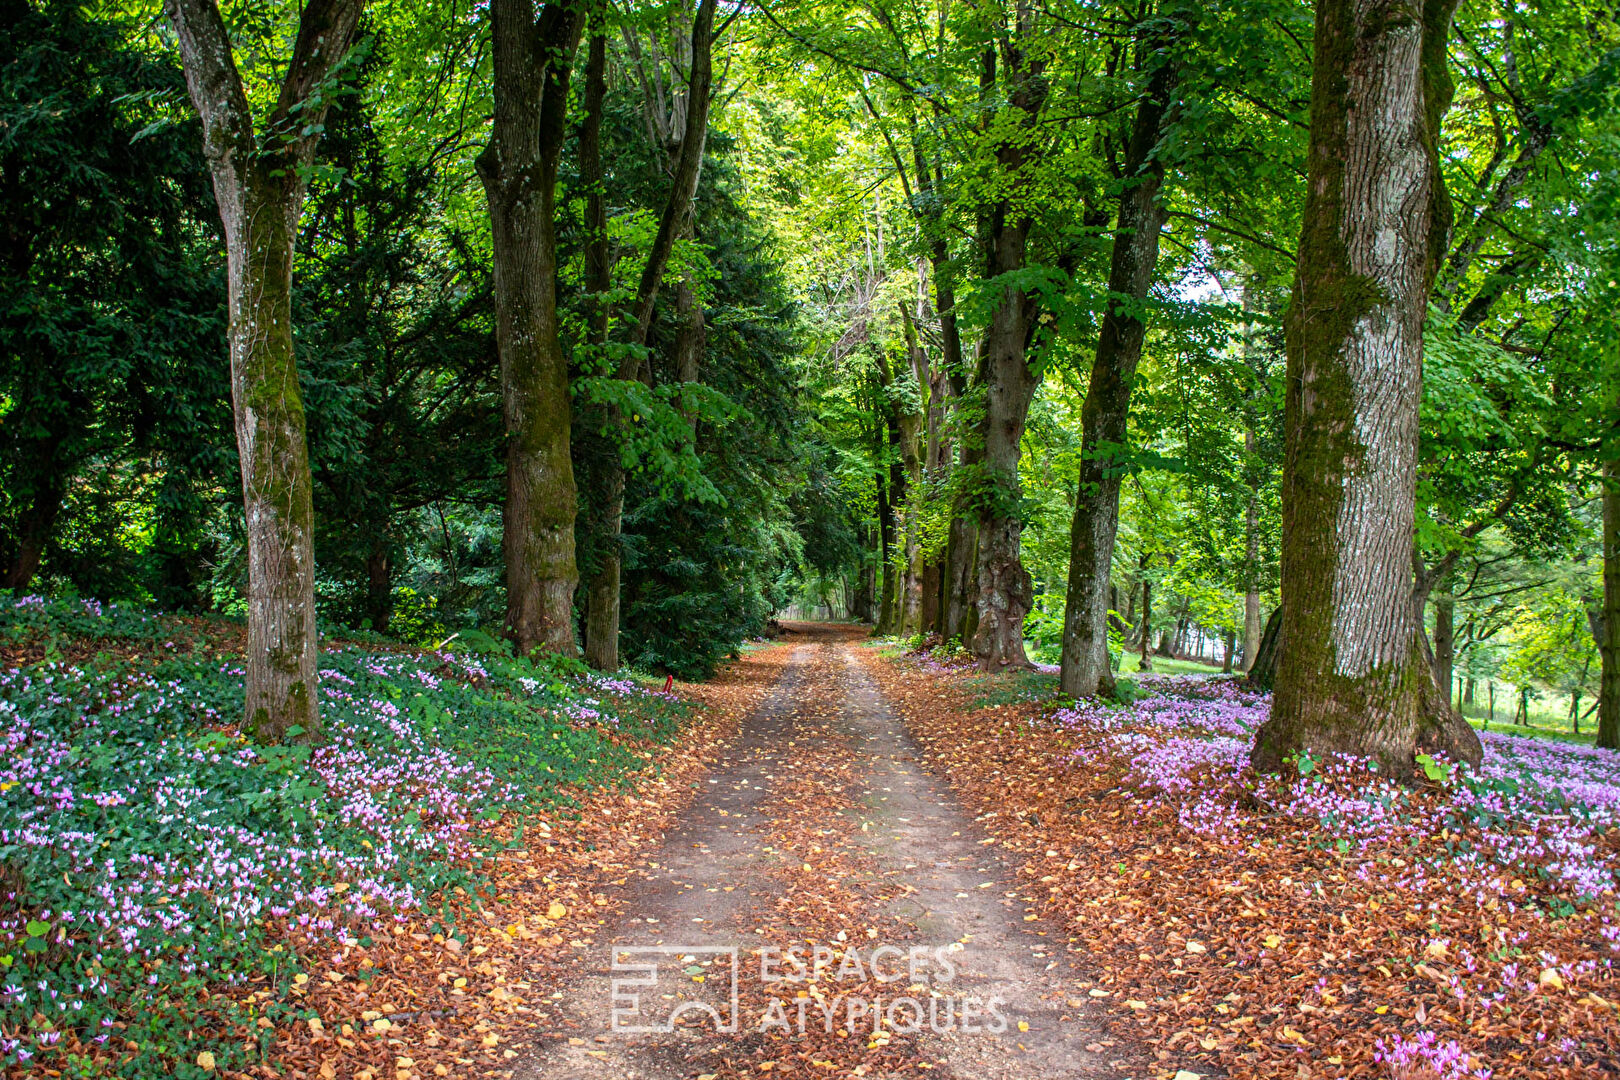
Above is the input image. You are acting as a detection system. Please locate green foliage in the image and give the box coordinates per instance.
[0,0,229,603]
[0,597,687,1075]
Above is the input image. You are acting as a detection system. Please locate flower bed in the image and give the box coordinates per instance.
[0,597,686,1077]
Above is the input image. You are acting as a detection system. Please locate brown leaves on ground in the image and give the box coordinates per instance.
[681,634,926,1079]
[234,642,797,1080]
[860,648,1620,1080]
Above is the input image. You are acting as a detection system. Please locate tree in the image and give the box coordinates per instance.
[0,0,227,599]
[164,0,363,742]
[1601,427,1619,749]
[1250,0,1481,775]
[582,0,719,672]
[1058,5,1189,697]
[477,0,587,658]
[960,3,1052,668]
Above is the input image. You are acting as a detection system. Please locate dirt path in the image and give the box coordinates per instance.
[515,626,1157,1080]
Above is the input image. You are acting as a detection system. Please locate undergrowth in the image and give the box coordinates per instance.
[0,596,686,1077]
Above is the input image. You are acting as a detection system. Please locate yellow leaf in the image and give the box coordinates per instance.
[1374,1006,1389,1015]
[1262,935,1282,949]
[1017,1021,1030,1032]
[547,902,568,920]
[1539,968,1565,991]
[308,1017,324,1033]
[197,1051,217,1071]
[1126,999,1148,1010]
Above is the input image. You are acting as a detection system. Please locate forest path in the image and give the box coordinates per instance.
[515,625,1140,1080]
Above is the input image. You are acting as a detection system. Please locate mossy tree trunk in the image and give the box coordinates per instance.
[1251,0,1466,776]
[967,15,1048,669]
[1599,455,1619,750]
[477,0,587,659]
[583,0,715,671]
[897,290,928,635]
[165,0,362,743]
[935,250,978,645]
[1058,11,1186,697]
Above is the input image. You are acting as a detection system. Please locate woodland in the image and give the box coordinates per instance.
[1,0,1619,1077]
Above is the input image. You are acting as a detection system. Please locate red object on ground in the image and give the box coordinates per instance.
[664,673,674,693]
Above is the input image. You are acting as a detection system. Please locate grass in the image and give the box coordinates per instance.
[1117,653,1227,676]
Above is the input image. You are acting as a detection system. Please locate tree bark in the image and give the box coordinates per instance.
[1059,10,1185,698]
[1247,604,1282,690]
[364,545,391,634]
[1599,455,1619,749]
[165,0,362,742]
[1242,429,1263,670]
[966,15,1048,669]
[3,452,65,592]
[1138,576,1154,674]
[1432,590,1454,694]
[478,0,587,660]
[897,290,929,635]
[584,0,716,670]
[936,288,978,643]
[1251,0,1472,775]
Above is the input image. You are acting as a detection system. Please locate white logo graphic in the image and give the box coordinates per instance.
[609,946,740,1034]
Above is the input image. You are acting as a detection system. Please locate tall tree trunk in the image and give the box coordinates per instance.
[917,264,951,637]
[3,454,65,592]
[936,310,978,642]
[1251,0,1474,775]
[1242,430,1262,670]
[966,14,1048,669]
[1058,8,1185,698]
[943,515,978,641]
[897,293,928,635]
[478,0,587,660]
[673,274,707,416]
[1432,586,1454,694]
[364,545,391,634]
[584,0,716,670]
[578,30,615,664]
[1247,605,1283,690]
[875,442,897,636]
[1599,455,1619,749]
[1138,576,1154,673]
[165,0,362,743]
